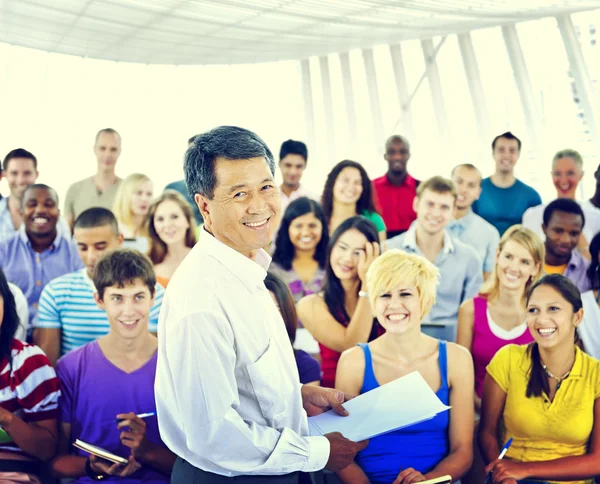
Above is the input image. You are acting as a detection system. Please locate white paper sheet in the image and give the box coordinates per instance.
[308,371,450,442]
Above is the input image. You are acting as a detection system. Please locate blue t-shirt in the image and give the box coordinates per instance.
[294,349,321,384]
[472,177,542,235]
[355,342,450,483]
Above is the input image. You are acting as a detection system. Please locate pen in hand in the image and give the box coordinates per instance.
[114,412,156,423]
[484,438,513,484]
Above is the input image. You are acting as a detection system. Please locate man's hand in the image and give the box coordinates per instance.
[301,385,352,417]
[392,467,426,484]
[117,412,152,459]
[324,432,368,472]
[89,455,141,477]
[485,459,529,483]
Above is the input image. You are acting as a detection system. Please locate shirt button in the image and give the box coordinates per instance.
[36,280,41,286]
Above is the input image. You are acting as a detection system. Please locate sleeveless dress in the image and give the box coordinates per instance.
[354,341,450,484]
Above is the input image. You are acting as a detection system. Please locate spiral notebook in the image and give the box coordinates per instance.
[73,439,128,465]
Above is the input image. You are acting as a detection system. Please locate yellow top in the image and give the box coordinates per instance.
[544,263,568,275]
[487,344,600,484]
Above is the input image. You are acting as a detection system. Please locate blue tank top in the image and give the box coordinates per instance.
[355,341,450,484]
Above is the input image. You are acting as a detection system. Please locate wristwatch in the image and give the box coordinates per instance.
[85,458,107,481]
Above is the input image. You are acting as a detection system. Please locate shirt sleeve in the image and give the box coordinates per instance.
[149,284,165,333]
[14,345,60,422]
[371,212,386,232]
[296,351,322,384]
[462,249,483,302]
[486,345,513,392]
[162,311,330,475]
[56,355,75,424]
[484,229,501,274]
[530,188,543,207]
[63,184,76,220]
[33,284,61,329]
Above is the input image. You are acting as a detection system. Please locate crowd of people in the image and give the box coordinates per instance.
[0,126,600,483]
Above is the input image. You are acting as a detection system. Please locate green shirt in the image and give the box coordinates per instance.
[361,210,386,233]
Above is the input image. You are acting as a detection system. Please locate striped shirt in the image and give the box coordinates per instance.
[0,339,60,456]
[33,269,164,355]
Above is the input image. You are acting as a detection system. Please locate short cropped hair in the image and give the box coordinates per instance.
[492,131,522,151]
[93,249,156,300]
[416,176,457,200]
[21,184,58,207]
[74,207,119,234]
[366,249,440,318]
[385,135,410,152]
[95,128,121,144]
[2,148,38,172]
[185,126,275,200]
[279,140,308,163]
[543,198,585,229]
[552,149,583,168]
[451,163,481,180]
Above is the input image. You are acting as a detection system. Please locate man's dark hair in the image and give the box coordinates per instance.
[74,207,119,234]
[93,249,156,300]
[21,183,58,208]
[491,131,522,151]
[543,198,585,229]
[279,140,308,163]
[184,126,275,200]
[95,128,121,144]
[2,148,38,172]
[188,135,198,145]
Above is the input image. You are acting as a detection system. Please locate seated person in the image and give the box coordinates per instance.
[113,173,153,254]
[297,217,381,388]
[336,249,474,484]
[0,268,60,483]
[49,249,176,482]
[0,184,84,330]
[265,273,321,385]
[270,197,329,303]
[33,208,165,365]
[148,191,197,288]
[479,274,600,483]
[542,199,590,292]
[578,232,600,359]
[321,160,387,242]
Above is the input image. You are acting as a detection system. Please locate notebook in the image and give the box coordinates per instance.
[73,439,128,465]
[421,476,452,484]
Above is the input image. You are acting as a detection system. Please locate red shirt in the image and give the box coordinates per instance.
[372,173,419,233]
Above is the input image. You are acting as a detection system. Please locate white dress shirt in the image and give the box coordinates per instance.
[155,229,330,476]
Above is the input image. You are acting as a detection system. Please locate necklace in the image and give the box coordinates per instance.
[541,362,572,391]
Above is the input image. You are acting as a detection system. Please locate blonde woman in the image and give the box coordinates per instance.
[148,190,197,288]
[336,249,474,484]
[457,225,544,411]
[113,173,153,254]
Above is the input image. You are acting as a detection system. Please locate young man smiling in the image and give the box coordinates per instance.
[0,184,83,330]
[50,249,175,482]
[33,207,164,365]
[387,176,483,342]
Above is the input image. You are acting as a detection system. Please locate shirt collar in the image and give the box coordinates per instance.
[385,173,417,188]
[198,228,270,291]
[568,250,586,270]
[18,224,62,250]
[402,222,455,255]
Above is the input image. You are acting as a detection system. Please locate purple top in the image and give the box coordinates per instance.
[56,341,169,483]
[268,262,325,303]
[294,350,321,384]
[0,227,84,325]
[472,296,533,397]
[563,250,591,293]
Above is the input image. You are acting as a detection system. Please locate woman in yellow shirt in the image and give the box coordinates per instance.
[479,273,600,484]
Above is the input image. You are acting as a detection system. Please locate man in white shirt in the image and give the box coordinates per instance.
[155,126,367,483]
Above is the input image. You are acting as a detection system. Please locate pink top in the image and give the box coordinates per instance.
[472,296,534,397]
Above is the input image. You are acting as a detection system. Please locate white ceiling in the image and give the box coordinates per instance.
[1,0,599,65]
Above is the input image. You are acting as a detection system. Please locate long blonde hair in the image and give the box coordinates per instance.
[113,173,152,237]
[480,224,544,302]
[148,190,197,264]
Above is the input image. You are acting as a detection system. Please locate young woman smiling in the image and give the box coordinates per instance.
[321,160,386,242]
[148,191,197,288]
[479,274,600,484]
[335,250,474,484]
[270,197,329,303]
[297,216,380,387]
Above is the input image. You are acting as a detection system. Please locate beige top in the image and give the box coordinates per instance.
[63,176,122,220]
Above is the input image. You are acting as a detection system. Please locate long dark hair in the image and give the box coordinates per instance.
[272,197,329,271]
[525,274,582,398]
[0,269,21,369]
[324,217,379,335]
[265,273,298,345]
[321,160,376,222]
[586,232,600,290]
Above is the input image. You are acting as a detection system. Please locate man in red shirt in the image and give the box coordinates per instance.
[372,135,419,238]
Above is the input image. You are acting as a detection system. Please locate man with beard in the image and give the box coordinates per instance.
[472,131,541,235]
[0,184,83,331]
[372,135,419,238]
